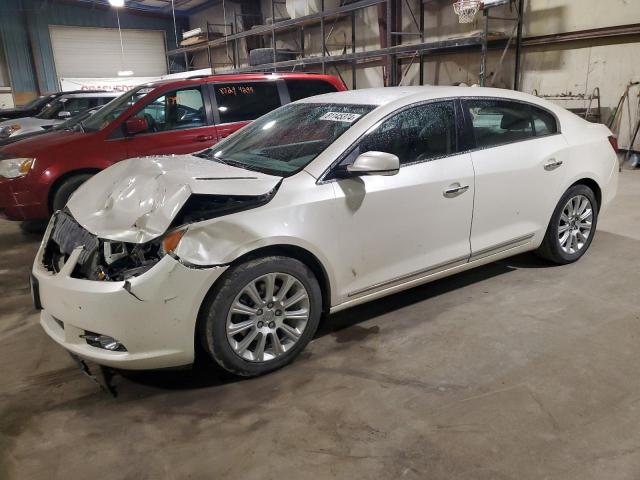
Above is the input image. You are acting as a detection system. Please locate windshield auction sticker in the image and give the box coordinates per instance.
[319,112,362,123]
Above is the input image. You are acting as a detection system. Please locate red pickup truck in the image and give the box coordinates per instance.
[0,73,345,221]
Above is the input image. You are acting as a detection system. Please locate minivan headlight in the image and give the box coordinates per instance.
[0,158,35,179]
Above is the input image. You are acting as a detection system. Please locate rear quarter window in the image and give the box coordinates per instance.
[531,106,558,136]
[213,81,281,124]
[466,99,534,148]
[285,79,339,101]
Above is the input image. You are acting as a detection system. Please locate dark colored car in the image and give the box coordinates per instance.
[0,73,345,221]
[0,90,104,121]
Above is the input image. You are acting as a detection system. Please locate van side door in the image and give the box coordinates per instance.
[123,85,218,157]
[208,80,285,141]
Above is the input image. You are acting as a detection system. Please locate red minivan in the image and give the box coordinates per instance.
[0,73,345,221]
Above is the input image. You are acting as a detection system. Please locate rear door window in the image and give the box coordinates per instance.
[213,81,281,124]
[466,100,534,148]
[285,79,338,101]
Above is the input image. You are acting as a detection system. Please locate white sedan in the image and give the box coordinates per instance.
[32,86,619,377]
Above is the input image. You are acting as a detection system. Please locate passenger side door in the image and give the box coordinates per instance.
[464,99,569,257]
[124,86,218,157]
[329,101,475,300]
[209,81,284,141]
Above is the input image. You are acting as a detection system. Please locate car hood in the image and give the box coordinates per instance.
[67,154,282,243]
[3,117,58,135]
[0,129,87,156]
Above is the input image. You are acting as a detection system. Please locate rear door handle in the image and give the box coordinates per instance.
[544,159,563,171]
[197,135,214,142]
[443,184,470,198]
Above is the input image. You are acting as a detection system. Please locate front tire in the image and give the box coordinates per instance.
[51,174,93,213]
[536,184,598,264]
[199,256,322,377]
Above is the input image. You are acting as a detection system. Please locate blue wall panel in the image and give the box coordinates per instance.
[0,0,38,94]
[0,0,187,96]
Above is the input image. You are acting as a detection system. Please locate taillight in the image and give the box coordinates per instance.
[608,135,619,153]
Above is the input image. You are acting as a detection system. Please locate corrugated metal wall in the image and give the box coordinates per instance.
[0,0,187,100]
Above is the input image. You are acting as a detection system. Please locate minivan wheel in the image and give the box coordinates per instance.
[51,174,93,213]
[536,184,598,264]
[199,256,322,377]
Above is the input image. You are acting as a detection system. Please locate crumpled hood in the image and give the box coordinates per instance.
[67,154,282,243]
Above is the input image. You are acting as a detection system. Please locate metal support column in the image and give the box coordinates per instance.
[321,0,326,74]
[419,0,424,85]
[271,0,277,70]
[513,0,525,90]
[351,11,357,88]
[386,0,395,86]
[480,10,489,86]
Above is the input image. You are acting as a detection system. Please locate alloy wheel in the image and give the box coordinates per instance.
[226,273,310,362]
[558,194,593,255]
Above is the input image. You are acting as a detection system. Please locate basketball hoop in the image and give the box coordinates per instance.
[453,0,481,23]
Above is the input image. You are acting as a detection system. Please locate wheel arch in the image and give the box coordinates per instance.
[47,168,101,213]
[569,177,602,208]
[192,243,333,361]
[222,244,332,314]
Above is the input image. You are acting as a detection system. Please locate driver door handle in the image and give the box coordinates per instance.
[544,158,563,171]
[197,135,214,142]
[443,184,470,198]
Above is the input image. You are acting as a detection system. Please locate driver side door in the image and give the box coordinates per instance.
[328,101,475,302]
[124,86,218,157]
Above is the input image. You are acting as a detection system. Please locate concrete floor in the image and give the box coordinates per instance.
[1,169,639,480]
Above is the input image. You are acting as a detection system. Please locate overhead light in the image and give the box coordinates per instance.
[109,0,125,7]
[118,70,134,76]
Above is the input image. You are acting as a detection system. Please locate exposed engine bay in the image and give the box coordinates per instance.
[43,186,278,281]
[43,211,165,281]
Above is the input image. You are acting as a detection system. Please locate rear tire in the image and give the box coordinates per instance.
[199,256,322,377]
[51,174,93,213]
[536,184,598,264]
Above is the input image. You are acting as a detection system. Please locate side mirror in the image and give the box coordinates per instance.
[58,111,71,119]
[125,117,148,136]
[347,151,400,176]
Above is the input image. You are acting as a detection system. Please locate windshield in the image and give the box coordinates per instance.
[81,86,152,132]
[53,106,100,131]
[198,103,375,176]
[20,95,52,111]
[35,97,70,120]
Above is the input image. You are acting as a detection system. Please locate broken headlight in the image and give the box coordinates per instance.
[97,229,186,281]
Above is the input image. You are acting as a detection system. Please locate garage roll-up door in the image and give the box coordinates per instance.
[49,25,167,78]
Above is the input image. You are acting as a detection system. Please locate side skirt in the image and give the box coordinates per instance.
[330,234,535,314]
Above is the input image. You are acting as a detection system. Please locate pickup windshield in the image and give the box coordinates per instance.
[81,86,151,132]
[198,103,375,176]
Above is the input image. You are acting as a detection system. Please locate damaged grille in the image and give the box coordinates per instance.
[43,210,164,281]
[50,212,99,266]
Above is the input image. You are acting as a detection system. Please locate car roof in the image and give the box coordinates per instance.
[296,85,553,108]
[58,92,119,98]
[141,72,340,89]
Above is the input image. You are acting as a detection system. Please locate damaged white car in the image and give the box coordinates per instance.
[32,86,619,377]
